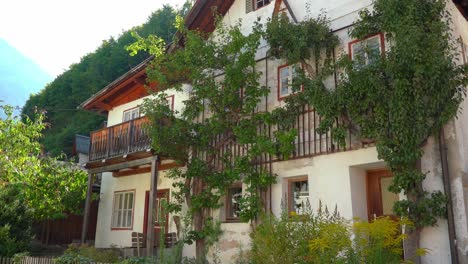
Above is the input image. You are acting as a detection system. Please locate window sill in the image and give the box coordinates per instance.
[111,227,133,231]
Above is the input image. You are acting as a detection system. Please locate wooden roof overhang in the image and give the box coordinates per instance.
[80,57,155,113]
[184,0,235,33]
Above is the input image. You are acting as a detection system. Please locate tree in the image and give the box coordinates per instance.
[0,105,88,244]
[129,19,298,260]
[0,184,33,257]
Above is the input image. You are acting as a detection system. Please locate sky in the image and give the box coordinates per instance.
[0,0,187,78]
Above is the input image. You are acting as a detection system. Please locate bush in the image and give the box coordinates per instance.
[250,203,415,264]
[56,244,120,263]
[250,203,350,264]
[350,217,410,264]
[55,253,93,264]
[0,184,33,257]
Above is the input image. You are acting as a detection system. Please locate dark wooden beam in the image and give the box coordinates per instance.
[80,173,94,244]
[87,156,155,173]
[159,162,183,171]
[94,101,113,111]
[146,156,159,256]
[113,167,151,177]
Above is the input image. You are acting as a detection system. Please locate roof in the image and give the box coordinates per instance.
[79,56,153,112]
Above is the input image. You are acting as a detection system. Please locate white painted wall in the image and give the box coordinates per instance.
[95,169,179,248]
[92,1,468,263]
[107,86,190,127]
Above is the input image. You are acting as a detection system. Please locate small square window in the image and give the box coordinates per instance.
[123,107,140,122]
[226,184,242,221]
[112,191,135,229]
[278,64,301,100]
[349,34,384,66]
[288,177,309,215]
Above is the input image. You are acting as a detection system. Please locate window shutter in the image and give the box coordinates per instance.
[246,0,253,13]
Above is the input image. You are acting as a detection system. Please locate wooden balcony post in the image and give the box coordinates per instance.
[128,120,134,153]
[146,155,159,256]
[81,172,94,245]
[107,129,112,158]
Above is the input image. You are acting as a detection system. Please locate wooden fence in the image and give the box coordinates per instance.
[0,257,110,264]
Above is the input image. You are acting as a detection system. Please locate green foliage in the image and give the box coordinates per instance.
[266,0,468,228]
[351,218,412,264]
[54,253,93,264]
[265,13,338,67]
[250,204,419,264]
[0,105,87,220]
[250,203,350,264]
[134,18,298,259]
[21,4,184,157]
[59,244,120,263]
[0,184,33,257]
[13,252,30,264]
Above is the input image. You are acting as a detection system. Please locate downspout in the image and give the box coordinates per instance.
[439,127,459,264]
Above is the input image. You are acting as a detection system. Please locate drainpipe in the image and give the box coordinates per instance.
[439,127,459,264]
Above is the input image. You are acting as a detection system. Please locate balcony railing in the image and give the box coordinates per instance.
[89,117,151,162]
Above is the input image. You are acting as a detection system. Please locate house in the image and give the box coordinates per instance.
[80,0,468,262]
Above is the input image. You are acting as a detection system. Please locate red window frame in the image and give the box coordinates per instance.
[348,33,386,62]
[111,189,136,231]
[277,63,304,101]
[166,95,175,111]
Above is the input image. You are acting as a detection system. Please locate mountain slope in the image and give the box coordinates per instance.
[0,39,51,115]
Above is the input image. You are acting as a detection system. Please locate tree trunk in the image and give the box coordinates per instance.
[191,177,208,262]
[404,227,421,264]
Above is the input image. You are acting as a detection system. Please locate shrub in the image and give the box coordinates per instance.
[250,203,350,264]
[54,253,93,264]
[250,202,417,264]
[350,217,410,264]
[56,244,120,263]
[0,184,33,257]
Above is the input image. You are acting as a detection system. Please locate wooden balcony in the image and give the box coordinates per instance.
[89,117,151,162]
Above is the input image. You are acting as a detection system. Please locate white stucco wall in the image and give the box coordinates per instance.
[92,1,468,263]
[106,86,190,127]
[95,169,179,248]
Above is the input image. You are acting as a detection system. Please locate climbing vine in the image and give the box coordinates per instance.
[129,18,298,260]
[266,0,468,228]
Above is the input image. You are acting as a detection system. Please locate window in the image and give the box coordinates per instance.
[123,107,140,122]
[278,64,301,100]
[226,184,242,221]
[288,177,309,215]
[349,33,385,66]
[112,191,135,229]
[255,0,271,10]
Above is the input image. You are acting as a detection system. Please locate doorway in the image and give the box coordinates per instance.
[366,169,399,221]
[143,189,169,246]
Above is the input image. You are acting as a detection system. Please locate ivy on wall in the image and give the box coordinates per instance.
[266,0,468,227]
